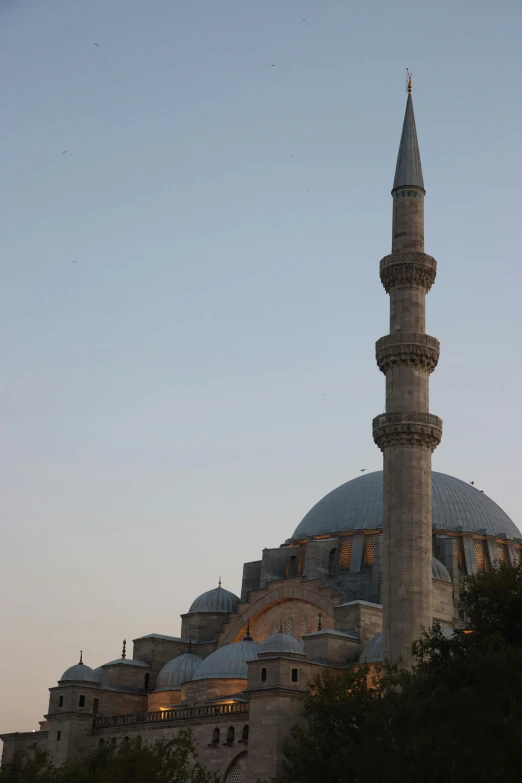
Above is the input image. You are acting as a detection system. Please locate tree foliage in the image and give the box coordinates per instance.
[280,563,522,783]
[0,729,219,783]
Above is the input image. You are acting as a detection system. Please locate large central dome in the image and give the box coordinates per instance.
[292,471,519,541]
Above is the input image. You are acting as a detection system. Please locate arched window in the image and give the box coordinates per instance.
[212,728,220,745]
[364,537,375,567]
[144,673,150,690]
[291,668,299,683]
[241,724,249,743]
[230,766,242,783]
[286,556,298,578]
[474,540,486,571]
[227,726,235,745]
[340,539,352,569]
[78,695,86,708]
[328,548,337,574]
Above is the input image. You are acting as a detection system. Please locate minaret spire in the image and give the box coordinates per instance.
[373,84,442,667]
[393,75,424,195]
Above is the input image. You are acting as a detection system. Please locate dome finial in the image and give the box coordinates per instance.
[121,639,127,660]
[243,619,252,641]
[407,69,412,93]
[218,576,222,587]
[79,650,83,665]
[317,613,322,631]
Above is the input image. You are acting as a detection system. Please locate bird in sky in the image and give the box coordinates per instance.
[72,260,77,263]
[360,469,366,472]
[470,481,474,485]
[480,490,484,493]
[62,150,67,153]
[271,64,275,67]
[94,42,100,46]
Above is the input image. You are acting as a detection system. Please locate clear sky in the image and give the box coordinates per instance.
[1,0,521,733]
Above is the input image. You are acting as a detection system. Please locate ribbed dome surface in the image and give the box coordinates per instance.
[293,471,519,541]
[189,585,240,614]
[192,640,261,680]
[155,653,202,691]
[60,663,100,685]
[259,633,304,655]
[432,557,451,582]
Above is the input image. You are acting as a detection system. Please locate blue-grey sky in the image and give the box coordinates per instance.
[1,0,521,732]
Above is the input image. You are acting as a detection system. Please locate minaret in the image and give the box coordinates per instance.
[373,75,442,667]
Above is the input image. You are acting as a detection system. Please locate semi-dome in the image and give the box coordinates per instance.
[60,659,100,685]
[155,653,202,691]
[292,471,519,541]
[189,584,240,614]
[359,631,383,664]
[259,633,304,656]
[432,557,451,582]
[359,626,455,665]
[192,639,261,680]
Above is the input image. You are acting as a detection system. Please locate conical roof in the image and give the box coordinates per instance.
[392,92,424,191]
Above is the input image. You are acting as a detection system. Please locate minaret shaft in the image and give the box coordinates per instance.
[373,90,442,667]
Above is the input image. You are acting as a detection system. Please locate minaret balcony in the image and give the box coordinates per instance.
[376,333,440,373]
[380,252,436,293]
[373,411,442,452]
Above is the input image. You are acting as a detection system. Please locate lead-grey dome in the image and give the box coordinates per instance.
[259,633,304,656]
[60,662,100,685]
[292,471,519,541]
[155,653,202,691]
[192,639,261,681]
[359,626,455,664]
[189,585,240,614]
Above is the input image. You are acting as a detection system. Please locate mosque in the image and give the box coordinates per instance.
[2,81,521,781]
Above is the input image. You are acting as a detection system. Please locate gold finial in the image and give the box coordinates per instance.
[122,639,127,659]
[407,71,412,94]
[79,650,83,665]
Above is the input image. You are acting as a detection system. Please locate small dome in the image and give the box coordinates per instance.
[359,631,383,664]
[432,557,451,582]
[259,633,304,656]
[94,667,104,684]
[189,584,240,614]
[155,653,202,691]
[193,639,261,681]
[60,661,100,685]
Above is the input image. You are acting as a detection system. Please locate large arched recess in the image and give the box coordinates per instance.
[218,582,336,645]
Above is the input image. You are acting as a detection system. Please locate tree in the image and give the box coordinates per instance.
[0,729,219,783]
[280,564,522,783]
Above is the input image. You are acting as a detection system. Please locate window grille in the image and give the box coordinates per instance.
[285,618,293,635]
[272,620,281,635]
[364,537,375,567]
[258,635,265,644]
[340,539,352,569]
[300,617,308,640]
[231,766,242,783]
[497,546,506,564]
[474,540,486,571]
